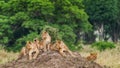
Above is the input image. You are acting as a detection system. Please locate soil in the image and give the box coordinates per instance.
[0,51,103,68]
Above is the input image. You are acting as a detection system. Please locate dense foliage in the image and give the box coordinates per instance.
[0,0,92,51]
[0,0,120,51]
[92,41,115,51]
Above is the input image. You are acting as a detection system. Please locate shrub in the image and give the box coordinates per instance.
[92,41,115,51]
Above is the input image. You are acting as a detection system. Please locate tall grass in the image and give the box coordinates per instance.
[0,46,18,64]
[80,45,120,68]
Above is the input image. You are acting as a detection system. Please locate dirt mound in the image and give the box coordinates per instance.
[0,51,103,68]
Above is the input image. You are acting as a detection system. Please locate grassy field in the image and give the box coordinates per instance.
[80,44,120,68]
[0,45,120,68]
[0,46,18,64]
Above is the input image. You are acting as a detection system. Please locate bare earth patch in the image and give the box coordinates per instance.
[0,51,102,68]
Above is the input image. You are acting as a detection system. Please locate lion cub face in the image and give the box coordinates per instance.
[86,53,97,61]
[42,31,50,39]
[42,31,51,41]
[33,38,40,49]
[25,41,32,50]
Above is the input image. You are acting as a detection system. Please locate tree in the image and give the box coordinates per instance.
[0,0,91,51]
[84,0,118,42]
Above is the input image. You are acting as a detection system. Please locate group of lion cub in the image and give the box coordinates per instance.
[19,31,75,60]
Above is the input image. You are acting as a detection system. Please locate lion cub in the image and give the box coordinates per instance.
[86,53,97,61]
[19,46,27,59]
[41,31,51,51]
[19,41,39,60]
[50,40,75,57]
[26,41,39,60]
[33,38,47,52]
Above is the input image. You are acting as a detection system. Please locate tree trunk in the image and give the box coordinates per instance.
[112,23,119,43]
[98,23,104,41]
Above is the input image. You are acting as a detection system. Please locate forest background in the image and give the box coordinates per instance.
[0,0,120,52]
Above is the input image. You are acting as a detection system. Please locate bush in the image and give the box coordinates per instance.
[92,41,115,51]
[68,44,83,51]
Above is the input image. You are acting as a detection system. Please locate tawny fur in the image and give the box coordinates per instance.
[86,53,97,61]
[50,40,75,57]
[18,47,27,59]
[41,31,51,51]
[34,38,48,52]
[24,41,39,60]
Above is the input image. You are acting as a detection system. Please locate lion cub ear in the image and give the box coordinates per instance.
[44,31,47,33]
[27,41,31,44]
[90,53,93,55]
[43,37,47,40]
[34,38,38,42]
[43,31,47,34]
[58,40,61,44]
